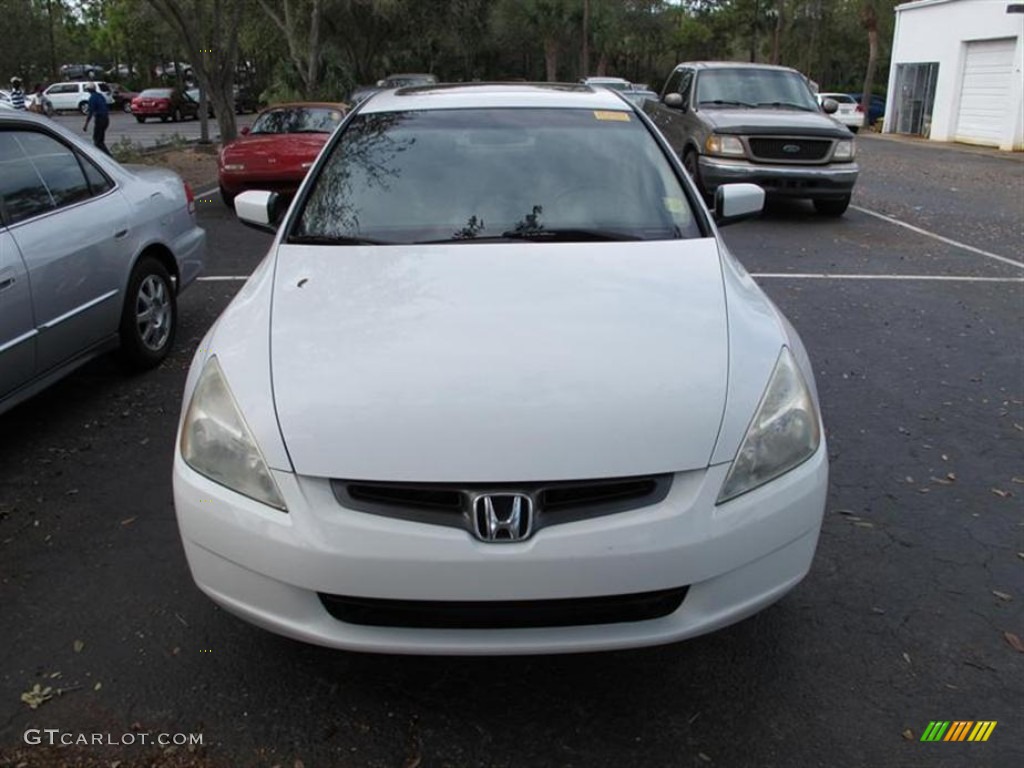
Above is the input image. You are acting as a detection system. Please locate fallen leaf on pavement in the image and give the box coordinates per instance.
[991,488,1012,498]
[21,684,54,709]
[901,728,914,740]
[1004,632,1024,653]
[120,516,137,525]
[854,521,875,528]
[73,639,84,653]
[992,591,1012,601]
[902,652,911,664]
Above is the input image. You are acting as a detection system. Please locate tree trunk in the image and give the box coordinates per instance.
[860,2,879,130]
[580,0,589,79]
[771,0,784,65]
[596,52,608,77]
[544,38,558,82]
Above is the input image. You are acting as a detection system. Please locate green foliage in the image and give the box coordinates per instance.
[4,0,898,104]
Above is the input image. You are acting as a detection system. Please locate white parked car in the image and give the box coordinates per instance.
[818,92,863,132]
[0,111,205,415]
[581,76,633,92]
[173,83,827,655]
[42,81,114,114]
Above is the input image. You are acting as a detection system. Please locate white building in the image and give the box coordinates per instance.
[884,0,1023,150]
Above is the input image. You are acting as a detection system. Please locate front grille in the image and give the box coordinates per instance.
[318,587,689,629]
[332,474,672,535]
[747,137,832,162]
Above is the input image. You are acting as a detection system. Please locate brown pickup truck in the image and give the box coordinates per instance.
[644,61,859,216]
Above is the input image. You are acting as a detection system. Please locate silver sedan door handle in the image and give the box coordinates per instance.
[0,275,15,291]
[114,229,129,239]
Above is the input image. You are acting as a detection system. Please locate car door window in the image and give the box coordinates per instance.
[678,70,694,108]
[14,132,92,209]
[79,153,114,195]
[0,132,55,225]
[662,69,682,98]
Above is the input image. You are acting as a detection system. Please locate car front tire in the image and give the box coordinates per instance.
[813,195,851,217]
[219,185,236,208]
[135,116,145,123]
[119,256,177,370]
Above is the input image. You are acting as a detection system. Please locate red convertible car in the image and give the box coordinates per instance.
[217,102,348,206]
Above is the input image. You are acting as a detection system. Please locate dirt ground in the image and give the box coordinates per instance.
[125,146,220,191]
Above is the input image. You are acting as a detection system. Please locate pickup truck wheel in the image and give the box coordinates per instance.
[219,185,236,208]
[813,195,851,217]
[683,151,709,200]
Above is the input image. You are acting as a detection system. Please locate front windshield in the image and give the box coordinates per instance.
[291,107,700,245]
[696,69,819,110]
[251,107,344,134]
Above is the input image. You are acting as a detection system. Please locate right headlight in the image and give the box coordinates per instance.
[705,134,746,158]
[180,356,287,511]
[717,347,821,504]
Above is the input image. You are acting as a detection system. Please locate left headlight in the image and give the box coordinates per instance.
[717,347,821,504]
[832,139,855,161]
[180,356,288,511]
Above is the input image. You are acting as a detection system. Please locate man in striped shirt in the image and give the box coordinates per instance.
[9,78,26,110]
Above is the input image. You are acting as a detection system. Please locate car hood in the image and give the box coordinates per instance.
[221,133,329,164]
[269,240,730,482]
[700,108,851,137]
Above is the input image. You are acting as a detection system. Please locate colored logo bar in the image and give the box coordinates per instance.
[920,721,997,742]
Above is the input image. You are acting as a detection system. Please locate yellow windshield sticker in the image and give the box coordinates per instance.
[593,110,631,122]
[663,197,685,214]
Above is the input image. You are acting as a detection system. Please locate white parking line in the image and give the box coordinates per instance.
[195,185,220,199]
[197,275,249,281]
[753,273,1024,283]
[851,204,1024,269]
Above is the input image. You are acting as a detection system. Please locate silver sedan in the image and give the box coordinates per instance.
[1,110,205,415]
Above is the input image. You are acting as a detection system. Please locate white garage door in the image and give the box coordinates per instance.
[955,38,1017,146]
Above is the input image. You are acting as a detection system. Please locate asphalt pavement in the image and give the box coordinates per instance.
[48,111,256,149]
[0,134,1021,768]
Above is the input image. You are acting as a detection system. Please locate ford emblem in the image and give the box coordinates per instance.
[782,143,801,153]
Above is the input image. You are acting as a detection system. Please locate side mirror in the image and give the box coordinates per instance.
[239,126,250,136]
[663,92,684,110]
[714,183,764,227]
[235,190,285,233]
[821,98,839,115]
[376,79,386,87]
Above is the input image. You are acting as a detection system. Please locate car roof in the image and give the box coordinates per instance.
[0,109,52,126]
[676,61,800,73]
[359,83,632,114]
[258,101,349,111]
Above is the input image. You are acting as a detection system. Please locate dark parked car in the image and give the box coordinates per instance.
[109,83,138,114]
[131,87,199,123]
[644,61,859,216]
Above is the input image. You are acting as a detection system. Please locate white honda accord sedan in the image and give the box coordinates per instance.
[173,83,828,655]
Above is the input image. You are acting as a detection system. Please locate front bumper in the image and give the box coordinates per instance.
[218,169,306,197]
[173,445,828,655]
[699,156,859,200]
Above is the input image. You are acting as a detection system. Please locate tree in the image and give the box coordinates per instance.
[494,0,576,81]
[859,0,879,128]
[255,0,324,99]
[147,0,244,141]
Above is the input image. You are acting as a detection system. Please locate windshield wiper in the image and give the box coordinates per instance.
[500,228,644,242]
[416,228,645,244]
[288,234,391,245]
[756,101,817,111]
[699,99,756,108]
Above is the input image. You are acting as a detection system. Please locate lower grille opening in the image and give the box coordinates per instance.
[318,587,689,629]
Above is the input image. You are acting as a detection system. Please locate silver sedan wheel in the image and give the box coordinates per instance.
[136,275,172,351]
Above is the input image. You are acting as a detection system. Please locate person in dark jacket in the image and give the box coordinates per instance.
[82,83,110,156]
